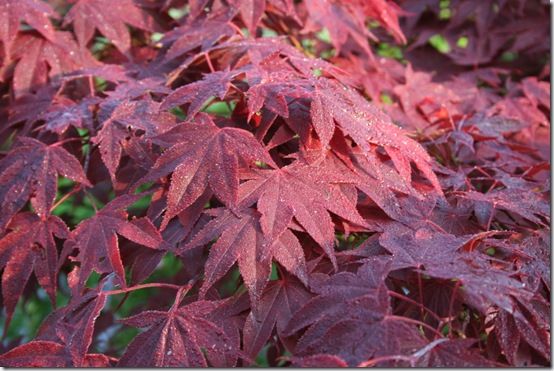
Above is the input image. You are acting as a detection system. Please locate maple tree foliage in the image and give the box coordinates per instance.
[0,0,550,367]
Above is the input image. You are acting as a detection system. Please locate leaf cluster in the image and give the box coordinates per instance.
[0,0,550,367]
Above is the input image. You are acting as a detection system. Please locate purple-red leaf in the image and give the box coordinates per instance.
[64,0,158,54]
[0,137,90,230]
[118,297,239,367]
[65,194,162,290]
[0,213,68,331]
[139,113,273,228]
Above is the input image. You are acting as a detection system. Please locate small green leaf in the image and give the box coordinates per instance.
[439,8,451,19]
[500,51,518,62]
[380,93,393,105]
[429,34,451,54]
[377,43,404,60]
[85,271,102,288]
[203,101,235,118]
[168,6,189,20]
[255,160,269,169]
[270,263,279,281]
[151,32,164,43]
[316,28,332,44]
[261,28,278,37]
[170,107,187,120]
[456,36,469,48]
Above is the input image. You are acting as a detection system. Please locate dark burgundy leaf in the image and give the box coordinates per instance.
[118,294,239,367]
[10,31,97,97]
[64,0,159,54]
[138,113,273,228]
[185,207,308,303]
[65,194,162,290]
[0,137,90,230]
[290,354,348,367]
[0,0,57,59]
[0,0,548,367]
[243,273,311,357]
[0,341,111,367]
[0,213,68,330]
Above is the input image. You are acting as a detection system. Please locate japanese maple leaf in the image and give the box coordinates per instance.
[238,161,367,268]
[242,273,311,358]
[297,317,427,366]
[162,7,236,61]
[6,86,57,130]
[64,194,163,290]
[36,277,108,367]
[40,96,100,134]
[378,223,475,270]
[118,295,238,367]
[284,258,392,337]
[0,137,90,231]
[311,78,442,194]
[516,231,550,292]
[97,76,171,109]
[414,339,497,367]
[454,189,550,227]
[517,296,549,360]
[392,66,466,130]
[93,97,177,182]
[492,309,521,365]
[521,77,550,109]
[379,223,531,313]
[358,0,406,44]
[230,0,265,34]
[160,70,243,118]
[303,0,374,57]
[184,208,308,303]
[494,298,550,365]
[0,341,111,367]
[138,113,273,228]
[10,31,98,97]
[337,148,425,221]
[0,0,57,61]
[0,213,68,331]
[245,75,309,122]
[285,260,427,366]
[63,0,159,54]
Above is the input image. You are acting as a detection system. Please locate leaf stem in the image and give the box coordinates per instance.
[446,280,461,337]
[204,52,215,73]
[387,290,442,323]
[50,137,85,147]
[358,354,413,367]
[50,184,82,212]
[103,282,182,296]
[386,315,443,338]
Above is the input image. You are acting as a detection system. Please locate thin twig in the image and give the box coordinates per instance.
[103,282,182,296]
[388,290,442,323]
[386,315,444,338]
[50,184,82,212]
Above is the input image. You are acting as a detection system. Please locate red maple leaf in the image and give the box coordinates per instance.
[138,113,274,228]
[0,0,57,61]
[184,207,308,303]
[118,289,239,367]
[64,194,163,290]
[0,213,68,330]
[0,137,90,230]
[10,31,97,97]
[0,341,112,367]
[63,0,159,54]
